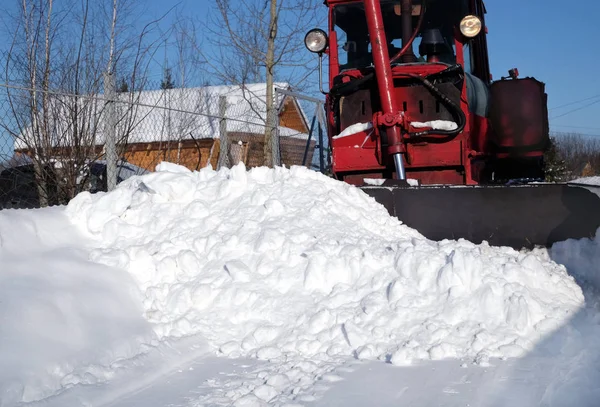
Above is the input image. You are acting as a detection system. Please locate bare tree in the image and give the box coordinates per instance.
[1,0,59,206]
[551,132,600,179]
[142,14,210,168]
[0,0,170,206]
[199,0,323,166]
[172,13,205,89]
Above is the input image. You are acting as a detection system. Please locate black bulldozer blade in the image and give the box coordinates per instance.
[360,182,600,250]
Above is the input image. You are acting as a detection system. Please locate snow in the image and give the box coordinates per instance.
[333,122,373,139]
[362,178,386,185]
[332,120,457,139]
[0,207,156,404]
[58,162,587,404]
[412,120,458,131]
[2,161,599,406]
[550,232,600,292]
[363,178,419,186]
[571,176,600,186]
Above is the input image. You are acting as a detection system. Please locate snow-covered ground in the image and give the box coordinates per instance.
[1,163,599,407]
[571,176,600,186]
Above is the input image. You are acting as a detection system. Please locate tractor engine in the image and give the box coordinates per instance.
[304,0,550,186]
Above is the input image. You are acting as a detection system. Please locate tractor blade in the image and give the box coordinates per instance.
[360,183,600,250]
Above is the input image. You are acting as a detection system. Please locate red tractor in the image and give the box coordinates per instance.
[304,0,600,249]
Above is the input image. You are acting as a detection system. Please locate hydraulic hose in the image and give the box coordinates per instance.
[403,70,467,140]
[330,0,464,142]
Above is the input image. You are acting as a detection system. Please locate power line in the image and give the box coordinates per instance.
[550,99,600,120]
[549,93,600,111]
[551,124,600,131]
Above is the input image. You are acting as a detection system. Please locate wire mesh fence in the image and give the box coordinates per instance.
[0,72,330,210]
[275,87,331,174]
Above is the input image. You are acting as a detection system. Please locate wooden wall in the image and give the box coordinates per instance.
[122,139,219,172]
[279,98,309,134]
[122,133,316,172]
[226,133,316,168]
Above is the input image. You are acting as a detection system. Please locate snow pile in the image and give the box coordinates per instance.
[66,163,584,373]
[412,120,458,131]
[363,178,419,186]
[551,231,600,290]
[0,208,155,405]
[333,122,373,139]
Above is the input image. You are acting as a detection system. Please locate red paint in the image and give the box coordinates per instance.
[470,114,489,152]
[332,129,381,172]
[322,0,549,186]
[409,170,465,185]
[363,0,403,156]
[488,77,549,153]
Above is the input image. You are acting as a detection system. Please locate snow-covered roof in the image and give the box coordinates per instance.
[14,82,310,150]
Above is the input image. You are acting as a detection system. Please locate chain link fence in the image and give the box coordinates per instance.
[275,87,331,174]
[0,71,330,210]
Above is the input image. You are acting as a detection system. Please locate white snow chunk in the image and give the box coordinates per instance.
[363,178,419,186]
[253,384,279,401]
[233,393,267,407]
[363,178,386,186]
[333,122,373,139]
[412,120,458,131]
[155,161,192,173]
[256,347,283,360]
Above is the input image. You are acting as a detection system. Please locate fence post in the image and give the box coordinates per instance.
[216,95,229,170]
[318,105,330,173]
[272,89,281,167]
[302,115,316,166]
[318,117,325,173]
[103,72,117,191]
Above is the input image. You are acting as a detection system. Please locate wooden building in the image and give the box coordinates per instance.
[15,82,317,173]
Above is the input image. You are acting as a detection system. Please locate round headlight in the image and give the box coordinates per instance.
[304,28,328,54]
[460,15,482,38]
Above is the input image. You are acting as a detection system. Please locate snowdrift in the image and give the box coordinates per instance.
[0,208,155,405]
[66,162,585,371]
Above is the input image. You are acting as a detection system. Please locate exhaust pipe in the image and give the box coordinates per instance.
[401,0,417,63]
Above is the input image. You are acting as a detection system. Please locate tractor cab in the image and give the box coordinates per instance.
[332,0,470,72]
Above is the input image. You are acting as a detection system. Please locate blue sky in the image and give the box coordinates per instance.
[483,0,600,136]
[2,0,600,159]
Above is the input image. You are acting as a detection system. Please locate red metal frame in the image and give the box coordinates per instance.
[363,0,404,158]
[323,0,548,186]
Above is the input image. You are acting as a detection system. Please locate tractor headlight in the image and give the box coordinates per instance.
[304,28,328,54]
[460,15,482,38]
